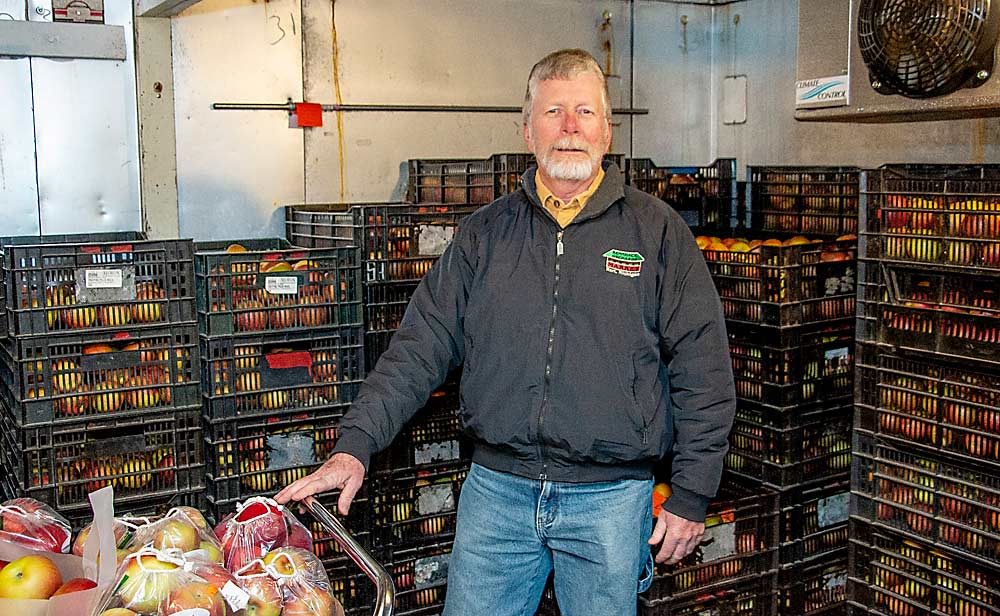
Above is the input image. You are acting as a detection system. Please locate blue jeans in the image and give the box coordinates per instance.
[442,463,654,616]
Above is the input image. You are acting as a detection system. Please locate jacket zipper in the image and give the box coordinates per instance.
[538,230,564,480]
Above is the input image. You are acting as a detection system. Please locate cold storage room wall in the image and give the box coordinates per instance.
[171,0,635,240]
[712,0,1000,175]
[0,4,141,236]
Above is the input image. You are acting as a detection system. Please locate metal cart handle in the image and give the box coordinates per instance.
[304,496,395,616]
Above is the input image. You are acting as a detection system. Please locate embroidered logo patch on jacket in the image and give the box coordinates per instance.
[603,249,644,277]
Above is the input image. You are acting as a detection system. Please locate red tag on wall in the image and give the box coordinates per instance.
[293,103,323,128]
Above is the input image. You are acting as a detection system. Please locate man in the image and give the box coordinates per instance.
[276,48,735,615]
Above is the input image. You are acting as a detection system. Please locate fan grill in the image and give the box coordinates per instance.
[858,0,999,98]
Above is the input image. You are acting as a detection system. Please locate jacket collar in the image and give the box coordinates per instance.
[522,160,625,226]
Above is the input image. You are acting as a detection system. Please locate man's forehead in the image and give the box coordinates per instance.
[535,75,604,99]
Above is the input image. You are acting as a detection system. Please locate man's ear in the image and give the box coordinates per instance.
[523,122,532,151]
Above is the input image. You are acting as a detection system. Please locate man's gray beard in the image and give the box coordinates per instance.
[538,149,601,182]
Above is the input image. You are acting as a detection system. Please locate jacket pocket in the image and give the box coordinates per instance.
[615,350,651,445]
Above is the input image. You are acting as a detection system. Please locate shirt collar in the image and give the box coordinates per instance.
[535,166,606,209]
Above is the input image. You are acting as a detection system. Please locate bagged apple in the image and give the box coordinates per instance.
[72,515,156,566]
[214,497,313,572]
[0,488,118,616]
[234,547,343,616]
[94,546,250,616]
[0,498,72,554]
[123,506,224,564]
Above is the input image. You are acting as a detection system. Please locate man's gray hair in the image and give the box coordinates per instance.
[522,49,612,126]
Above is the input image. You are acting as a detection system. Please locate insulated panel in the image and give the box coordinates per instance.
[0,58,40,236]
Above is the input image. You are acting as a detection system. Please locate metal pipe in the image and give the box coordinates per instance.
[212,101,649,115]
[305,497,395,616]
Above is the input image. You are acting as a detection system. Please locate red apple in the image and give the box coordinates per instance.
[166,581,227,616]
[52,577,98,596]
[286,520,313,551]
[0,554,63,599]
[237,569,283,616]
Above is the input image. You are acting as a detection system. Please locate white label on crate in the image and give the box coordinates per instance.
[416,225,455,257]
[823,267,855,296]
[414,553,450,589]
[823,347,851,376]
[85,269,124,289]
[414,440,460,465]
[265,275,298,294]
[699,522,736,563]
[415,483,454,516]
[817,492,850,528]
[824,571,847,591]
[220,581,251,611]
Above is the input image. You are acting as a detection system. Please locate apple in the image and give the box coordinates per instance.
[286,521,313,551]
[98,610,138,616]
[165,581,227,616]
[152,519,200,553]
[0,554,63,599]
[191,562,235,591]
[116,553,180,613]
[284,586,339,616]
[52,577,98,596]
[239,573,283,616]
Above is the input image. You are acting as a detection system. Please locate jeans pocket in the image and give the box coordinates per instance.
[637,550,654,594]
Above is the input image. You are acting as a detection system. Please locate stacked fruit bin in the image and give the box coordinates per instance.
[192,238,373,613]
[848,164,1000,616]
[285,200,481,614]
[0,232,204,528]
[624,158,738,230]
[723,166,861,616]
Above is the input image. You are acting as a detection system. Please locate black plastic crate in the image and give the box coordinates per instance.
[747,166,860,237]
[406,152,627,205]
[201,326,364,420]
[285,203,479,285]
[370,459,470,555]
[780,479,851,564]
[1,233,196,339]
[362,280,419,372]
[194,238,361,337]
[861,261,1000,365]
[642,478,779,600]
[0,325,200,426]
[860,165,1000,273]
[854,343,1000,468]
[385,540,454,615]
[0,403,204,518]
[204,404,351,509]
[852,433,1000,568]
[729,320,855,406]
[778,552,847,616]
[727,400,853,489]
[371,377,470,473]
[640,571,778,616]
[625,158,738,231]
[702,236,857,327]
[847,519,999,616]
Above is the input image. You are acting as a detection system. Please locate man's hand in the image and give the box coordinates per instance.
[274,453,365,515]
[648,508,705,564]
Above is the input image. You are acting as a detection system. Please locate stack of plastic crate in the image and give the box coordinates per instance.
[193,238,372,614]
[0,232,204,528]
[624,158,739,230]
[848,164,1000,616]
[716,166,861,616]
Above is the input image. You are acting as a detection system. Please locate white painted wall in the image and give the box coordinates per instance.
[173,0,633,240]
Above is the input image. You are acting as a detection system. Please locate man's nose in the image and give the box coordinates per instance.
[561,113,579,133]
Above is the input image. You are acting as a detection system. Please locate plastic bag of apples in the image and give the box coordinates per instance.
[92,545,247,616]
[213,496,313,572]
[0,489,118,616]
[234,546,345,616]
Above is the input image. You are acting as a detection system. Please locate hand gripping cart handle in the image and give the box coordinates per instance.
[305,496,396,616]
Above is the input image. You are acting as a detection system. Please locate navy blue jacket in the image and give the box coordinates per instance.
[334,163,735,521]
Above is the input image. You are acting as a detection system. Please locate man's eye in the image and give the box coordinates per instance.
[580,109,593,115]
